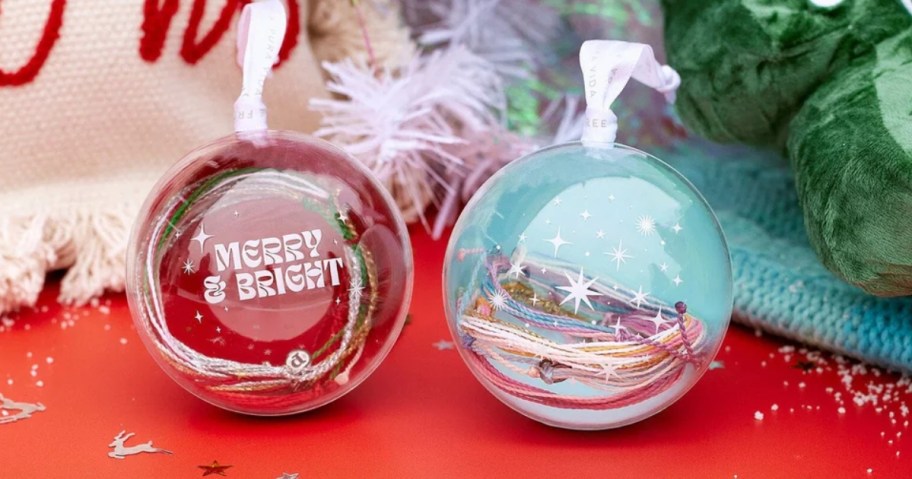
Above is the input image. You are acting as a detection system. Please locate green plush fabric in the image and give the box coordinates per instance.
[789,30,912,296]
[663,0,912,296]
[662,0,910,149]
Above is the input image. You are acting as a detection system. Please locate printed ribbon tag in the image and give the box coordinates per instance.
[234,0,287,133]
[579,40,681,147]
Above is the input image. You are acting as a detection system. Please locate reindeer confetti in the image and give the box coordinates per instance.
[0,394,45,424]
[107,430,172,460]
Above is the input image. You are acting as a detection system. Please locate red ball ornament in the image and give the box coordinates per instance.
[127,131,413,415]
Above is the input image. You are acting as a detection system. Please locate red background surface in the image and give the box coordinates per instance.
[1,228,910,478]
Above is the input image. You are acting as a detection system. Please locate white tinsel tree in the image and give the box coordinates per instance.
[310,46,506,229]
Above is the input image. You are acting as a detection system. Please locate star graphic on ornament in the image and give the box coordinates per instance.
[554,197,562,206]
[349,277,365,297]
[612,315,626,335]
[174,229,182,238]
[277,474,299,479]
[659,262,669,272]
[182,259,195,274]
[672,222,683,234]
[596,230,606,239]
[609,194,616,201]
[518,233,527,243]
[557,269,602,314]
[601,362,618,382]
[530,294,540,307]
[191,224,214,253]
[646,308,666,333]
[636,215,656,236]
[507,260,525,278]
[337,210,349,223]
[194,311,203,324]
[544,228,572,257]
[215,326,221,334]
[673,275,683,286]
[489,290,509,310]
[580,210,592,221]
[432,340,455,351]
[606,240,633,270]
[198,460,232,476]
[630,286,650,309]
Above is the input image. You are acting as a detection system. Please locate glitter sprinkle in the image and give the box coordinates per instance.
[754,411,764,421]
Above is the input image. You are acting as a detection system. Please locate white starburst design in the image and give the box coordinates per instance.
[544,228,571,257]
[518,233,527,243]
[672,222,683,234]
[182,259,195,275]
[194,311,203,324]
[557,269,602,314]
[596,230,606,239]
[530,294,540,307]
[605,240,633,270]
[646,308,665,333]
[673,275,683,286]
[554,197,562,205]
[190,224,213,253]
[612,315,626,335]
[507,260,524,278]
[489,290,509,310]
[608,194,616,201]
[636,215,656,236]
[580,210,591,221]
[659,262,669,272]
[630,286,650,309]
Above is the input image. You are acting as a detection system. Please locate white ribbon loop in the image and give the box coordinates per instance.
[234,0,287,133]
[580,40,681,147]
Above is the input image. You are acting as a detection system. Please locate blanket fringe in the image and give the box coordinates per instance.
[0,204,135,316]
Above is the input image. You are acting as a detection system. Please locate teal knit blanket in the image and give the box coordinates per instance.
[659,141,912,373]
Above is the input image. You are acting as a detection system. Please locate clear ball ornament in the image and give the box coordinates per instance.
[443,142,732,429]
[127,131,413,415]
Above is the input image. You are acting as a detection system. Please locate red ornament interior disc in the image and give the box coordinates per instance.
[127,131,413,415]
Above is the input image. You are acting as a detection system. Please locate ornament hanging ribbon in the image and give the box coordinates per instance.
[579,40,681,146]
[234,0,287,133]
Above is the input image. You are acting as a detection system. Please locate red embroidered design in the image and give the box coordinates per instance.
[140,0,180,62]
[1,0,300,87]
[0,0,67,87]
[180,0,248,64]
[142,0,298,66]
[276,0,298,66]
